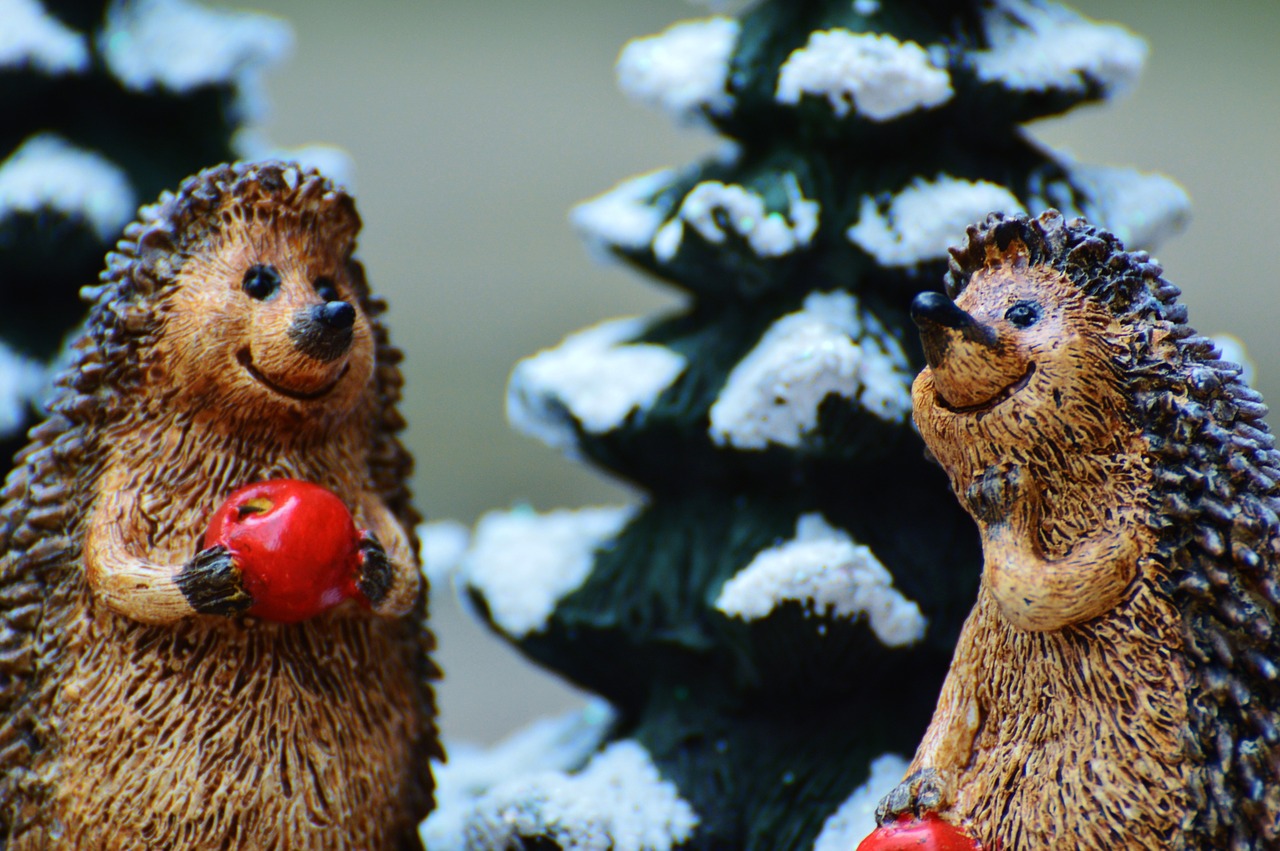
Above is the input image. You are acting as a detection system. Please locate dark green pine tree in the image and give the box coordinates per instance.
[0,0,335,471]
[434,1,1188,849]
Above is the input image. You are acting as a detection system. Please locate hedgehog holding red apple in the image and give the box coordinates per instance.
[0,162,438,849]
[871,211,1280,850]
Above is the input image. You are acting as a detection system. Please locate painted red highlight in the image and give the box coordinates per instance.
[204,479,361,623]
[856,813,986,851]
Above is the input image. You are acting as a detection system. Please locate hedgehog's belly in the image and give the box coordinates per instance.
[45,606,425,851]
[954,586,1189,851]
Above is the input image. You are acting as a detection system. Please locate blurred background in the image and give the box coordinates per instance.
[215,0,1280,745]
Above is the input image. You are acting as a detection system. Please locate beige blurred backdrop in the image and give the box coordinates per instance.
[219,0,1280,745]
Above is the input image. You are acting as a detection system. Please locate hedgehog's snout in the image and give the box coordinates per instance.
[911,291,998,370]
[288,301,356,363]
[912,290,1029,411]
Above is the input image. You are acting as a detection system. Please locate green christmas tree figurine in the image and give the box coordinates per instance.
[0,0,345,473]
[427,1,1188,849]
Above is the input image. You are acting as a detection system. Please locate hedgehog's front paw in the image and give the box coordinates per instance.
[355,531,394,606]
[964,464,1033,525]
[353,530,420,617]
[176,545,254,616]
[876,768,947,825]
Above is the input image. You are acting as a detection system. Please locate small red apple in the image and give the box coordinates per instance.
[856,813,986,851]
[203,480,362,623]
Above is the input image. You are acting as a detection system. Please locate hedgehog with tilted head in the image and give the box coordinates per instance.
[0,162,439,850]
[874,210,1280,850]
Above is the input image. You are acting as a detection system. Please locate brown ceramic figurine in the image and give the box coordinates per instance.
[877,211,1280,849]
[0,162,439,849]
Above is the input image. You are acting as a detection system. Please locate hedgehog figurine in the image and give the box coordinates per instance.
[0,162,440,849]
[875,211,1280,850]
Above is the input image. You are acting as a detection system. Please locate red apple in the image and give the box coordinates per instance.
[856,813,986,851]
[203,480,361,623]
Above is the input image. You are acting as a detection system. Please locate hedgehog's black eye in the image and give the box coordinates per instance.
[314,276,339,302]
[1005,301,1040,329]
[242,264,281,301]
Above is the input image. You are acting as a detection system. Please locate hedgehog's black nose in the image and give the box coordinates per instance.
[289,301,355,363]
[911,291,971,330]
[911,291,1000,369]
[318,300,355,331]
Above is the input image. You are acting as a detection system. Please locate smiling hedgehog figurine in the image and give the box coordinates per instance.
[876,210,1280,850]
[0,162,439,849]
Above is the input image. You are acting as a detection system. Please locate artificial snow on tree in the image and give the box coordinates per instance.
[426,1,1189,848]
[0,0,346,472]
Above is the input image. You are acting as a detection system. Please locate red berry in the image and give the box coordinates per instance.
[856,813,985,851]
[204,480,361,623]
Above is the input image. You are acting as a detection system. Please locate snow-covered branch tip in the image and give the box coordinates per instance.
[571,169,677,257]
[0,133,136,241]
[715,513,927,648]
[461,505,637,638]
[100,0,291,121]
[973,0,1146,97]
[847,174,1024,268]
[507,317,687,456]
[418,519,471,591]
[652,174,819,262]
[617,16,740,127]
[0,342,53,438]
[1031,160,1188,251]
[421,701,617,851]
[709,290,912,450]
[1,0,90,74]
[461,740,699,851]
[776,29,952,122]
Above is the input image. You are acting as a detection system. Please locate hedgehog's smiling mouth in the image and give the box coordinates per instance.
[236,349,349,401]
[937,362,1037,414]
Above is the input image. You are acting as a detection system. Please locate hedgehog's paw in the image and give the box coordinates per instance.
[964,463,1033,525]
[876,768,947,825]
[353,531,418,617]
[355,532,393,605]
[176,545,254,616]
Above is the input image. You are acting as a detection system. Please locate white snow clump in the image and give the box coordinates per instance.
[813,753,911,851]
[716,513,927,647]
[571,169,677,255]
[973,0,1146,96]
[652,174,819,262]
[421,700,616,851]
[0,342,50,438]
[0,0,89,73]
[461,505,636,638]
[462,739,699,851]
[617,16,740,126]
[0,133,135,241]
[776,29,953,121]
[507,317,687,456]
[418,519,472,589]
[709,290,912,450]
[100,0,290,119]
[847,174,1024,267]
[1047,162,1189,251]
